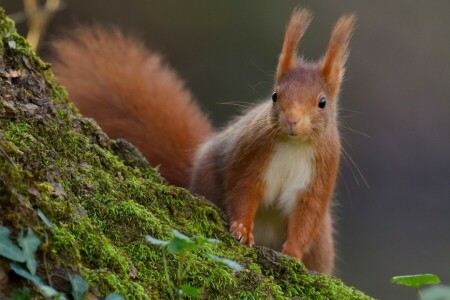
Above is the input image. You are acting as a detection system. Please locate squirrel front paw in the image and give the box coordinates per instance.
[230,222,254,246]
[282,241,302,259]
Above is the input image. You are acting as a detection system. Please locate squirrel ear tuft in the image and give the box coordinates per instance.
[321,14,356,98]
[275,8,312,84]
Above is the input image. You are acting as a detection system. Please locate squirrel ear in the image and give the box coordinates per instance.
[276,8,312,84]
[321,14,356,98]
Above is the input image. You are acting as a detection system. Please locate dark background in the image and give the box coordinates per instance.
[3,1,450,299]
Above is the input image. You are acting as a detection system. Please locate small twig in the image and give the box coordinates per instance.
[176,254,184,292]
[417,287,424,300]
[49,273,67,281]
[180,258,193,285]
[162,250,175,300]
[42,231,53,286]
[0,145,14,165]
[23,0,62,50]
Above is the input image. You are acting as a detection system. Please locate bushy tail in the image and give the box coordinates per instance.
[52,27,212,187]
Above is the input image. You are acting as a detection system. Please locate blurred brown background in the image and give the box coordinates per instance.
[3,1,450,299]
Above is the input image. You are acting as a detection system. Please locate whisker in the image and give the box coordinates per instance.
[339,108,360,114]
[341,147,369,188]
[251,81,272,89]
[217,102,253,109]
[228,100,256,105]
[249,83,265,98]
[340,113,360,118]
[265,126,280,142]
[339,125,371,138]
[341,150,360,185]
[250,60,276,78]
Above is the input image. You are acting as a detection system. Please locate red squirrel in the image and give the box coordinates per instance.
[52,8,355,275]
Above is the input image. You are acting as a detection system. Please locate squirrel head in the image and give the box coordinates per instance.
[272,8,355,142]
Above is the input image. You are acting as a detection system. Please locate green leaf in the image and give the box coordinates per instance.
[391,274,440,289]
[37,209,54,231]
[10,287,31,300]
[167,230,197,254]
[172,229,191,241]
[208,254,243,271]
[10,263,66,299]
[10,262,43,285]
[145,235,168,247]
[167,236,196,254]
[422,285,450,300]
[195,236,222,246]
[0,226,26,262]
[105,293,126,300]
[69,274,88,300]
[38,285,60,297]
[17,228,41,275]
[179,284,200,298]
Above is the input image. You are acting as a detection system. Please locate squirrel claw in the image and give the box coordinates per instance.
[230,222,254,246]
[282,241,302,259]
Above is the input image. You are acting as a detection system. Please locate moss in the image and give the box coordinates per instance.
[0,10,49,71]
[0,7,372,299]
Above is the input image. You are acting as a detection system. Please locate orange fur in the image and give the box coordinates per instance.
[52,27,212,188]
[281,134,340,263]
[276,9,312,82]
[192,9,354,275]
[322,15,356,97]
[224,120,276,246]
[53,8,355,275]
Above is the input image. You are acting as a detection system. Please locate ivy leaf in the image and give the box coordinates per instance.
[10,287,30,300]
[179,284,200,298]
[38,285,60,298]
[195,236,222,246]
[105,293,126,300]
[0,226,26,262]
[172,229,191,241]
[208,254,243,271]
[167,236,196,254]
[10,263,66,299]
[10,262,43,285]
[391,274,440,289]
[422,285,450,300]
[17,228,41,275]
[37,209,54,231]
[69,274,88,300]
[167,230,196,254]
[145,235,168,247]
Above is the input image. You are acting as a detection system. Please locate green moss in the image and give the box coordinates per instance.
[0,10,49,70]
[0,7,372,299]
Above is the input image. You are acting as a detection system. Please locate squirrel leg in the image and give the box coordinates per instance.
[282,192,328,259]
[230,222,254,246]
[302,210,335,275]
[226,179,265,247]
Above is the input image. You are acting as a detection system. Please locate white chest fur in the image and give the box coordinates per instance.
[263,141,315,214]
[253,141,315,249]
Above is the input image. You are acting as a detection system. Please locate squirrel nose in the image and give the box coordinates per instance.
[287,118,299,127]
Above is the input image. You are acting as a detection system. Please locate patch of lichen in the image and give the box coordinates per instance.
[0,7,372,299]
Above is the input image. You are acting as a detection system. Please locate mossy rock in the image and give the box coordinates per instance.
[0,8,372,299]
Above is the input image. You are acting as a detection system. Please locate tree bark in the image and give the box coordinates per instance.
[0,8,372,300]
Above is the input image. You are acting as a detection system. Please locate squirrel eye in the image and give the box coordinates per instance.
[318,97,326,109]
[272,92,277,102]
